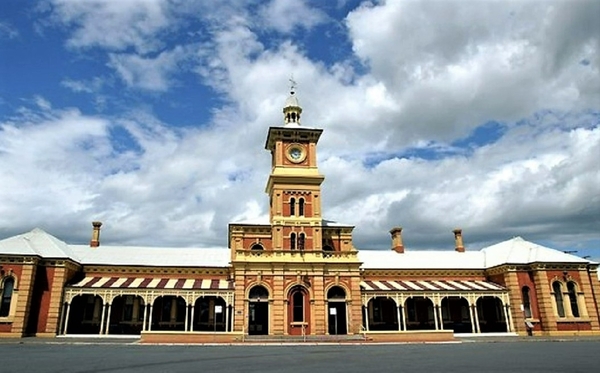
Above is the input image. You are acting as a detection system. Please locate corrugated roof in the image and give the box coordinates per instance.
[360,279,505,292]
[359,237,593,270]
[358,250,485,270]
[0,228,79,260]
[0,229,592,270]
[69,276,234,290]
[481,236,591,267]
[70,245,230,267]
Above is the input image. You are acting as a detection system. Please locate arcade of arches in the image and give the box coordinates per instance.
[362,294,511,333]
[62,289,234,335]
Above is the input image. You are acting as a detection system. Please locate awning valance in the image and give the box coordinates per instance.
[69,277,234,291]
[360,280,505,292]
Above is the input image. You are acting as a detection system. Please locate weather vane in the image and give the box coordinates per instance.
[289,75,297,95]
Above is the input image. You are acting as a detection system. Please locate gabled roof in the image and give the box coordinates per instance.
[0,228,79,261]
[70,245,230,268]
[481,236,591,268]
[322,219,354,227]
[0,229,592,271]
[0,228,230,268]
[358,250,485,270]
[359,237,593,270]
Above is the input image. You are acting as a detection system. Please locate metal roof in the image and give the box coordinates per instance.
[69,276,234,290]
[360,279,505,292]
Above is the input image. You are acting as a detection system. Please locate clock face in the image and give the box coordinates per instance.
[287,145,306,163]
[290,148,302,160]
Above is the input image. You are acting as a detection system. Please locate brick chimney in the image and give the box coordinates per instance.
[90,221,102,247]
[453,228,465,252]
[390,227,404,253]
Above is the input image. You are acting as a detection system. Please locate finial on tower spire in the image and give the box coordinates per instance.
[283,76,302,126]
[289,75,297,95]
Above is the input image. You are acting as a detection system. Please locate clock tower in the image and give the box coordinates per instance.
[229,85,362,337]
[265,87,326,251]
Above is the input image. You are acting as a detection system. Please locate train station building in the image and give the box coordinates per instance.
[1,90,599,342]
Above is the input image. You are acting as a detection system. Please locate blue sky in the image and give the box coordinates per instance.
[0,0,599,261]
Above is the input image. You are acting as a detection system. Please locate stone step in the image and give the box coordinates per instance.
[243,334,366,343]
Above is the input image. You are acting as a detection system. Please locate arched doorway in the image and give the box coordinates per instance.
[151,296,186,331]
[287,285,310,335]
[109,295,145,334]
[405,297,435,330]
[477,296,508,333]
[248,285,269,335]
[441,296,471,333]
[193,296,227,331]
[67,294,103,334]
[366,297,398,331]
[327,286,347,335]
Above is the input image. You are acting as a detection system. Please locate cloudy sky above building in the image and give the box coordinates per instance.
[0,0,598,259]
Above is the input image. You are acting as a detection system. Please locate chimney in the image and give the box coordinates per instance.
[453,228,465,252]
[390,227,404,253]
[90,221,102,247]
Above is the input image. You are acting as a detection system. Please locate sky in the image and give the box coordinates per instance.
[0,0,599,260]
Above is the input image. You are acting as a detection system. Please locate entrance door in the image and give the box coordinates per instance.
[248,302,268,335]
[328,302,347,335]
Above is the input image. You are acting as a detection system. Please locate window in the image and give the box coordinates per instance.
[250,243,264,251]
[0,277,14,317]
[298,198,305,216]
[290,198,296,216]
[522,286,532,318]
[552,282,565,317]
[298,233,305,250]
[327,286,345,300]
[290,233,296,250]
[292,290,304,322]
[567,282,580,317]
[249,285,269,300]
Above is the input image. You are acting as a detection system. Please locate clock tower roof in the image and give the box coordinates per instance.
[284,91,300,109]
[283,80,303,127]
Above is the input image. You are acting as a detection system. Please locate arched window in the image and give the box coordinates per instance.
[290,233,296,250]
[521,286,532,318]
[552,281,565,317]
[567,282,580,317]
[249,285,269,300]
[292,289,305,322]
[298,198,305,216]
[0,277,15,317]
[250,243,264,251]
[290,198,296,216]
[298,233,305,251]
[327,286,346,300]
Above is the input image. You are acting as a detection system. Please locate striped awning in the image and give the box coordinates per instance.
[360,280,505,292]
[69,277,234,291]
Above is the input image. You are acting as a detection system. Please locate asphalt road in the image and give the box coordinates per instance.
[1,341,597,373]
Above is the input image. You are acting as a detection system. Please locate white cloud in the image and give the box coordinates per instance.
[0,21,19,39]
[61,77,106,93]
[2,1,598,257]
[258,0,328,33]
[47,0,172,53]
[108,46,190,91]
[345,0,600,145]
